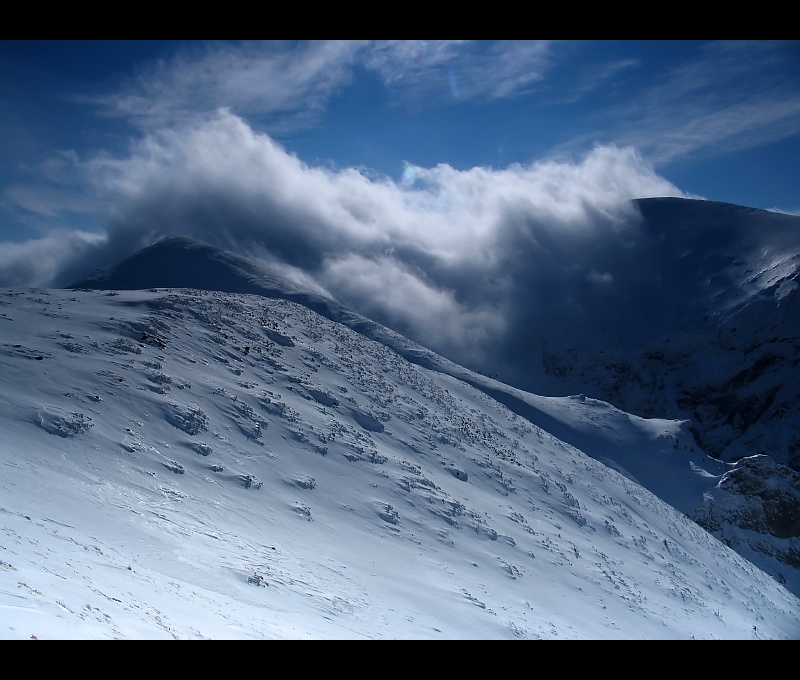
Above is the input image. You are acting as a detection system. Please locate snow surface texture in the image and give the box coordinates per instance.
[1,287,798,639]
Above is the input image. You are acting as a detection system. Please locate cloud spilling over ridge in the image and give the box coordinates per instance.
[0,229,104,287]
[8,110,685,375]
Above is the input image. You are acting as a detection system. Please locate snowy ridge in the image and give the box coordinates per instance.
[1,286,798,639]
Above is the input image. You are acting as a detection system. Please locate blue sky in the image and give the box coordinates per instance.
[2,40,799,237]
[1,40,799,300]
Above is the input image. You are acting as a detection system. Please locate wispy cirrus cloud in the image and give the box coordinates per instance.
[568,40,800,165]
[86,40,561,131]
[86,40,800,170]
[362,40,555,102]
[86,41,369,131]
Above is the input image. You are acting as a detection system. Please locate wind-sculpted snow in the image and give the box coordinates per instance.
[1,287,798,639]
[35,406,94,438]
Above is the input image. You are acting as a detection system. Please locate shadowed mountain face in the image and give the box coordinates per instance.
[628,198,800,340]
[493,198,800,392]
[529,199,800,474]
[73,235,307,297]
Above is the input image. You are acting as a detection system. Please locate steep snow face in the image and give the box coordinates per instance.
[1,288,798,639]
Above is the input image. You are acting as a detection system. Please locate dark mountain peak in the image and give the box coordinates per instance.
[632,196,800,239]
[70,234,295,296]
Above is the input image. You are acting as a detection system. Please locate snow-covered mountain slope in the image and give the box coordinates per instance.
[69,228,800,593]
[71,201,800,478]
[1,286,798,639]
[540,269,800,468]
[71,235,451,373]
[452,374,800,593]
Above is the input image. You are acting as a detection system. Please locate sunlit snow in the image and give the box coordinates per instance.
[1,284,798,639]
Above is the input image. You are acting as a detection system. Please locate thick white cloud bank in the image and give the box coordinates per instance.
[2,111,685,376]
[0,230,104,288]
